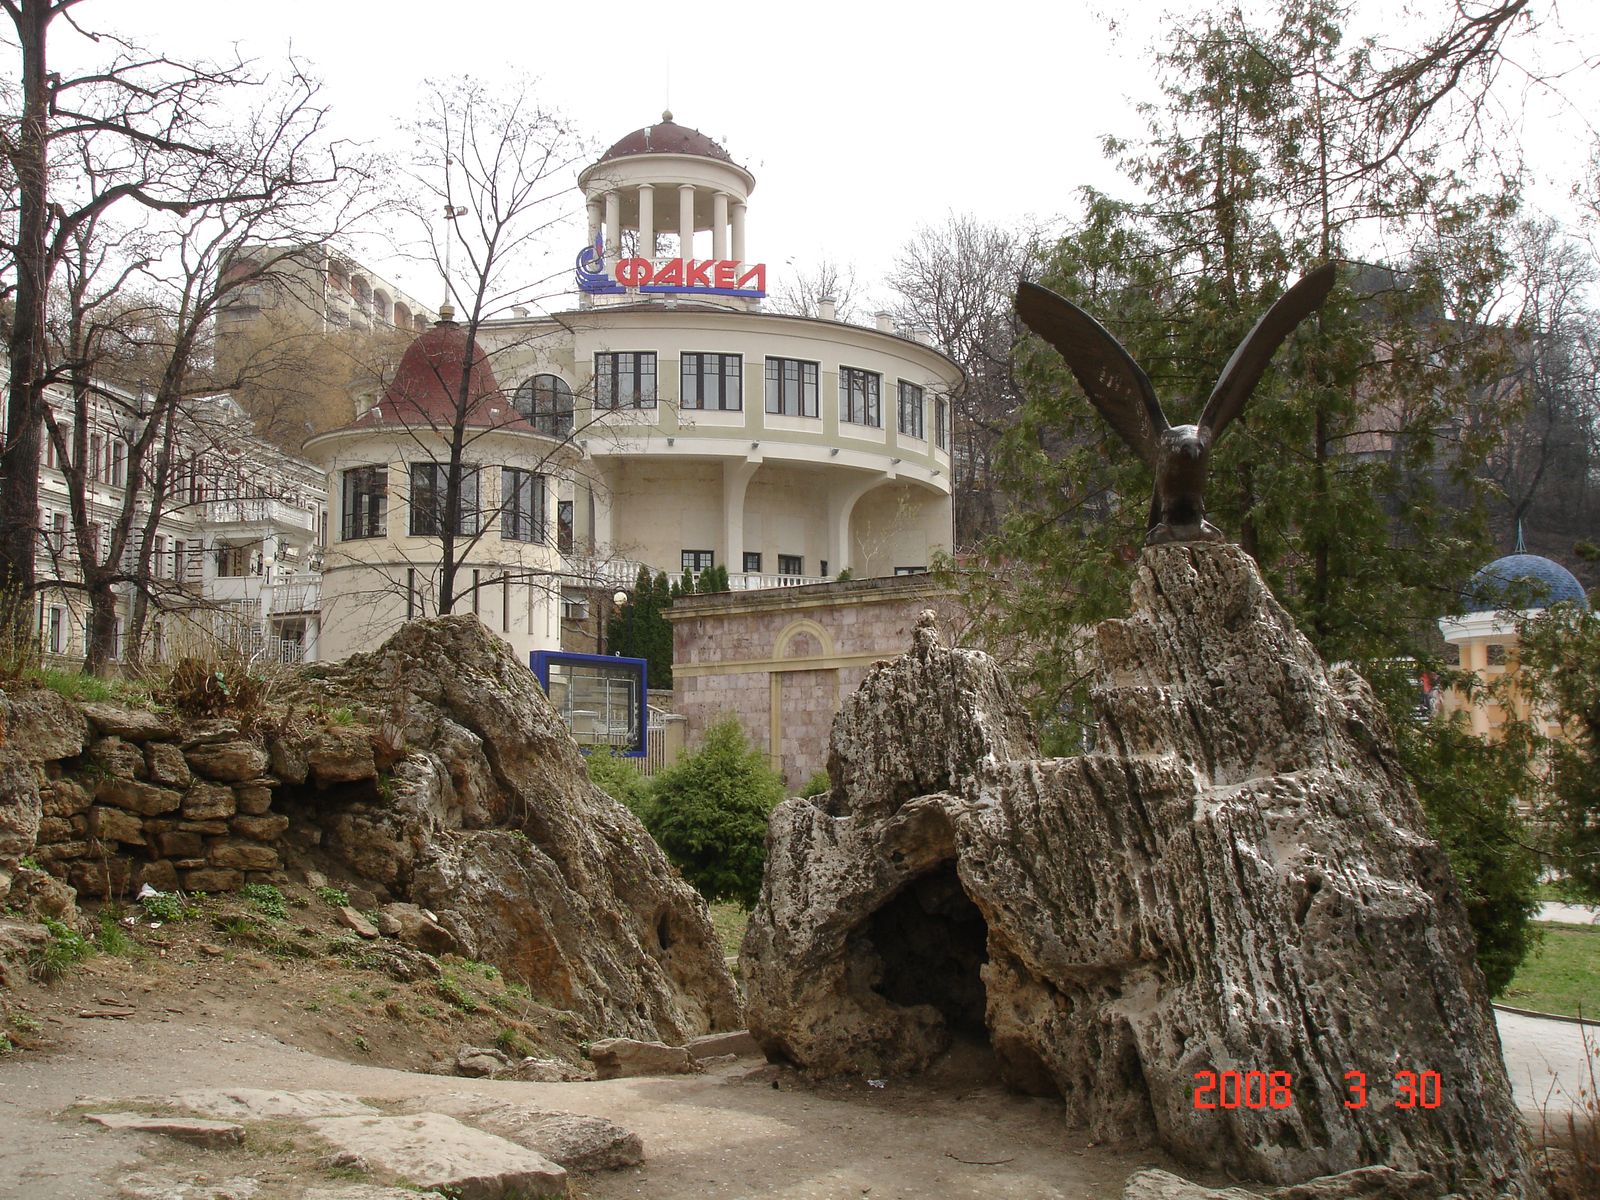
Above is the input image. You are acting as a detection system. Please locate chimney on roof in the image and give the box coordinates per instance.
[874,310,893,334]
[817,295,836,322]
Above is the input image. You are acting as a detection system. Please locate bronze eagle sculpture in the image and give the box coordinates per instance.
[1015,263,1338,545]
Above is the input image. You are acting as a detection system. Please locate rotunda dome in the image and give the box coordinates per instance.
[356,315,529,431]
[1462,553,1589,613]
[597,112,735,166]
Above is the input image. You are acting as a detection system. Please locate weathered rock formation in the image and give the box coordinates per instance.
[741,543,1535,1195]
[0,615,740,1048]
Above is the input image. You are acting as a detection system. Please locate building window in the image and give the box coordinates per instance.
[764,357,819,417]
[820,559,828,577]
[681,549,714,573]
[934,396,949,450]
[894,566,927,575]
[595,352,656,409]
[681,353,743,411]
[840,367,881,427]
[153,534,166,578]
[557,499,574,554]
[406,567,416,620]
[501,468,546,543]
[47,606,64,655]
[743,552,762,574]
[48,511,66,554]
[1486,643,1507,666]
[111,440,125,486]
[514,375,575,437]
[172,538,185,581]
[778,554,804,576]
[410,462,479,537]
[897,381,924,439]
[89,433,103,482]
[341,465,387,540]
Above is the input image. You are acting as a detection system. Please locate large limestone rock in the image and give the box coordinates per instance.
[742,544,1536,1195]
[281,614,741,1045]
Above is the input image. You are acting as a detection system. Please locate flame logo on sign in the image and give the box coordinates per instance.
[575,236,622,294]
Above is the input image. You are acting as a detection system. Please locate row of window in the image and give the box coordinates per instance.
[340,464,548,543]
[43,425,127,486]
[516,357,950,446]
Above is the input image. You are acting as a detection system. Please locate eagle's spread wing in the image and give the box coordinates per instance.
[1016,281,1167,469]
[1199,263,1338,442]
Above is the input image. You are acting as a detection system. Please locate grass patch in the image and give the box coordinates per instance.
[96,910,136,957]
[1503,923,1600,1019]
[709,902,749,958]
[31,918,95,979]
[25,667,153,706]
[315,885,350,908]
[436,973,480,1013]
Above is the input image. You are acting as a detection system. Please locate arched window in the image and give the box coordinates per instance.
[372,289,391,324]
[514,374,575,438]
[393,301,411,328]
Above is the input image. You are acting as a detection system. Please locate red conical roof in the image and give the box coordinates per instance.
[598,113,736,166]
[355,318,530,432]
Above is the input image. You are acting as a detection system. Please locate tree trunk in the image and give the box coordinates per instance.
[82,577,119,676]
[0,0,54,605]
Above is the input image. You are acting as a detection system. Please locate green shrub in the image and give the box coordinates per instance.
[799,770,831,798]
[585,746,654,821]
[643,717,784,909]
[315,885,351,908]
[240,883,287,920]
[139,891,197,923]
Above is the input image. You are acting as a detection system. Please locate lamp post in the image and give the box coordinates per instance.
[612,589,628,657]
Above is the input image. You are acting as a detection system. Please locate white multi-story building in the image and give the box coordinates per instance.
[215,243,435,341]
[25,377,326,666]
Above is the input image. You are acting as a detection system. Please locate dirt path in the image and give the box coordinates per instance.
[0,1012,1185,1200]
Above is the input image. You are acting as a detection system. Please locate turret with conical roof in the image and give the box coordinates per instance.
[576,113,758,308]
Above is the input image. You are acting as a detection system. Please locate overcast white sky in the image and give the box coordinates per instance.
[62,1,1600,311]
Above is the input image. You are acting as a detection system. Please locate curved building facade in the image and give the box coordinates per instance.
[487,114,958,592]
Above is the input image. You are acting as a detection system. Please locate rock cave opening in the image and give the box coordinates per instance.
[866,862,991,1045]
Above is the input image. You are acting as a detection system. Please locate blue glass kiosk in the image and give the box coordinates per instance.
[529,651,648,758]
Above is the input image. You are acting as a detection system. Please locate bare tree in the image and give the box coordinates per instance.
[0,0,275,608]
[344,76,592,624]
[30,66,372,672]
[768,258,860,321]
[887,215,1041,543]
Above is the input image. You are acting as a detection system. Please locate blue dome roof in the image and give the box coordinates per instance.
[1463,554,1589,614]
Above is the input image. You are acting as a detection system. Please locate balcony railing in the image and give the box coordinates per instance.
[206,498,315,532]
[560,556,827,594]
[270,573,319,614]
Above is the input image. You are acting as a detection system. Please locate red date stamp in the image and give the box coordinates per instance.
[1193,1069,1443,1110]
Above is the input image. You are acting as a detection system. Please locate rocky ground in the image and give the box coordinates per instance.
[0,885,1192,1199]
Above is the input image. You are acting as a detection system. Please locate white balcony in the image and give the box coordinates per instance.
[560,556,827,594]
[207,498,316,534]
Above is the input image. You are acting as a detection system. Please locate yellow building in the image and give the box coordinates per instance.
[1437,551,1590,739]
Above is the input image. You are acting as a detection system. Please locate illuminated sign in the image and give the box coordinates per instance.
[575,237,766,299]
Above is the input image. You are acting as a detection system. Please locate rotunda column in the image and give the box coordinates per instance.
[603,191,621,262]
[678,185,696,259]
[638,184,655,262]
[712,192,729,260]
[586,197,601,247]
[731,201,747,263]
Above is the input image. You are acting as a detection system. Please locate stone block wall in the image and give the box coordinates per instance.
[666,575,966,788]
[2,689,378,902]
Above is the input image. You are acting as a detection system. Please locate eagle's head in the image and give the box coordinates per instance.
[1161,424,1210,462]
